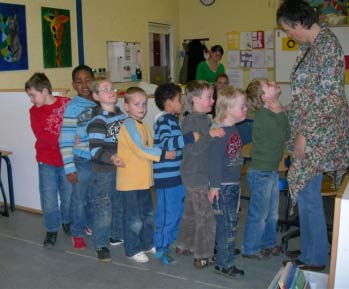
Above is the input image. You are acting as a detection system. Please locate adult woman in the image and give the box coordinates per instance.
[277,0,349,271]
[196,45,225,84]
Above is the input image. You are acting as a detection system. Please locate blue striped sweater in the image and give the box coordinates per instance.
[153,112,194,188]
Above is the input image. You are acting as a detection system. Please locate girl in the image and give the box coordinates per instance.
[242,78,290,260]
[208,86,247,279]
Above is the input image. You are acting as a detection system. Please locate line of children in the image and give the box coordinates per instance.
[87,76,127,261]
[153,83,200,264]
[26,73,72,247]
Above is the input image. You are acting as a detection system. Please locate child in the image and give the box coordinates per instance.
[176,80,225,269]
[208,86,247,278]
[153,83,200,264]
[117,87,175,263]
[211,73,229,117]
[87,77,127,262]
[242,78,290,259]
[59,65,96,249]
[26,73,72,248]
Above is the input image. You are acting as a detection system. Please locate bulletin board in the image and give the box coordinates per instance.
[107,41,142,83]
[275,26,349,83]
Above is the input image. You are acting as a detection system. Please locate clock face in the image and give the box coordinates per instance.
[200,0,215,6]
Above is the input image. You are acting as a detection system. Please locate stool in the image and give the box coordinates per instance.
[0,150,15,215]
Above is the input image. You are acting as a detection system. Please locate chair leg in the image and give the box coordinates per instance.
[0,180,9,217]
[281,229,300,251]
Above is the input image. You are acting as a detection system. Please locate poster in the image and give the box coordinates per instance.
[0,3,28,71]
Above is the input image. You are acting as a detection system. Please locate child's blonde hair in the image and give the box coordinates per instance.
[90,76,111,94]
[245,78,267,111]
[124,87,147,103]
[215,86,246,124]
[183,80,212,113]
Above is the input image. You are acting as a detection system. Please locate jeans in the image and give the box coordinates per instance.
[91,170,123,249]
[242,169,279,255]
[297,174,329,266]
[70,157,92,237]
[154,185,186,253]
[213,184,240,269]
[121,189,154,257]
[38,163,72,232]
[177,186,216,259]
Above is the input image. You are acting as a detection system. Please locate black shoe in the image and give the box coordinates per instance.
[43,232,57,248]
[234,248,241,255]
[285,249,301,259]
[96,247,111,262]
[109,238,124,246]
[62,223,71,236]
[242,251,271,260]
[215,266,245,279]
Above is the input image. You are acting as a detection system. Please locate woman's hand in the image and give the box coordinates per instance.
[294,133,306,160]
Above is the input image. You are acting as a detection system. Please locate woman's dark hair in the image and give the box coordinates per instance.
[277,0,319,29]
[210,45,224,56]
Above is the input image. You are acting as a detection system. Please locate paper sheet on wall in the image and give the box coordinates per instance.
[240,50,253,68]
[240,32,252,50]
[227,31,240,50]
[252,50,265,68]
[265,49,274,68]
[265,30,274,49]
[227,50,240,68]
[252,31,264,49]
[250,69,268,80]
[226,69,244,89]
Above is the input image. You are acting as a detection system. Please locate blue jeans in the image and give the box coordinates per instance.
[213,184,240,269]
[242,169,279,255]
[91,170,123,249]
[297,174,329,266]
[38,163,72,232]
[154,185,186,253]
[70,157,92,237]
[121,189,154,257]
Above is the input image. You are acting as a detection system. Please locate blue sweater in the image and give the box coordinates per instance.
[153,112,194,188]
[59,96,97,174]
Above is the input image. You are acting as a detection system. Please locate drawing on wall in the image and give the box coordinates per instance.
[0,3,28,71]
[42,7,72,68]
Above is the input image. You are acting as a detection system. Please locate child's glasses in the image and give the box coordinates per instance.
[98,88,117,94]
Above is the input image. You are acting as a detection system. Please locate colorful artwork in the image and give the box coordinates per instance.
[42,7,71,68]
[0,3,28,71]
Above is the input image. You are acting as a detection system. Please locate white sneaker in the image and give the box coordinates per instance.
[129,252,149,263]
[144,246,156,254]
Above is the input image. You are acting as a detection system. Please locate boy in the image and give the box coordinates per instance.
[26,73,72,248]
[59,65,96,249]
[117,87,175,263]
[87,77,127,262]
[176,80,225,268]
[153,83,199,264]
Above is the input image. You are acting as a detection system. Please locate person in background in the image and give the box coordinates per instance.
[116,87,176,263]
[242,78,289,260]
[176,80,225,269]
[277,0,349,271]
[211,73,229,118]
[87,76,127,262]
[208,86,247,279]
[26,73,72,248]
[59,65,96,250]
[153,83,200,265]
[196,45,225,84]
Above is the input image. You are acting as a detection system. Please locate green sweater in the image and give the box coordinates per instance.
[195,61,225,83]
[250,107,290,171]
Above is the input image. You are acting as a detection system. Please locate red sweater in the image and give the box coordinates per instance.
[30,96,69,166]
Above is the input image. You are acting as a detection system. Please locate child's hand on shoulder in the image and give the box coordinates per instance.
[193,131,200,142]
[208,189,219,204]
[111,154,126,168]
[165,150,176,159]
[209,127,225,138]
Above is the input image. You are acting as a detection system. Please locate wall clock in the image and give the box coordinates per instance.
[200,0,215,6]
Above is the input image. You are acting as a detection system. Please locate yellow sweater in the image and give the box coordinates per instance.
[117,118,161,191]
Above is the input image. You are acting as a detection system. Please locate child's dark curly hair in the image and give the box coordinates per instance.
[154,83,181,111]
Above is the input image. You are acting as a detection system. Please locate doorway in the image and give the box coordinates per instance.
[148,22,174,85]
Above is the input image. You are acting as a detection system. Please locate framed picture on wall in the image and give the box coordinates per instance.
[41,7,72,68]
[0,3,28,71]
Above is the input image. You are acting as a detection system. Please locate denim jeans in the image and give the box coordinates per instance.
[121,189,154,257]
[38,163,72,232]
[154,185,185,253]
[242,169,279,255]
[297,173,329,266]
[70,157,92,237]
[177,186,216,259]
[91,170,123,249]
[213,184,240,269]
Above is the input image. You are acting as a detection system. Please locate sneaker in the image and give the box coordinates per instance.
[62,223,71,236]
[144,246,156,254]
[96,247,111,262]
[215,266,245,279]
[129,251,149,263]
[84,227,92,236]
[43,232,57,248]
[109,238,124,246]
[262,245,283,256]
[72,237,87,250]
[155,251,176,265]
